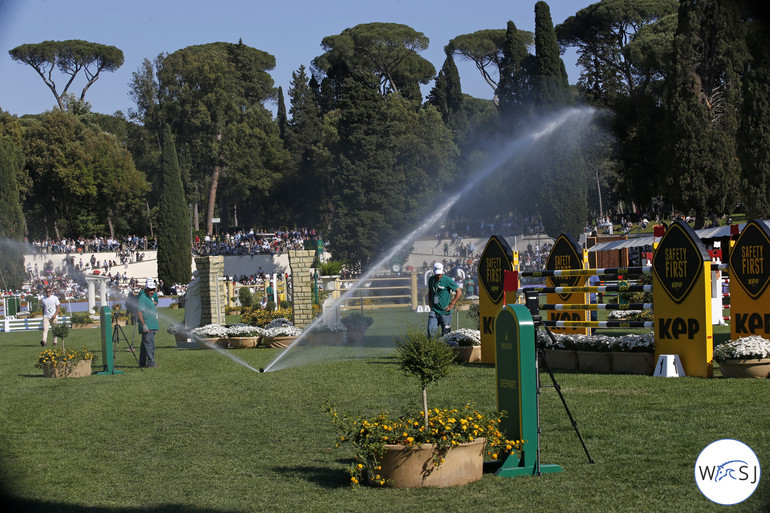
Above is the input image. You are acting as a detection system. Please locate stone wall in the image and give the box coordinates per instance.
[288,250,315,328]
[195,256,226,326]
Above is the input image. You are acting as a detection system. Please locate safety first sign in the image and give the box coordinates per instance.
[652,220,713,377]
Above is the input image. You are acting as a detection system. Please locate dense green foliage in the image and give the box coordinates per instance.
[0,136,27,289]
[3,1,770,271]
[664,0,745,228]
[20,110,149,239]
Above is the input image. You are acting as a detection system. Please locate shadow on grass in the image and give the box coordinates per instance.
[270,464,350,489]
[0,482,231,513]
[1,497,237,513]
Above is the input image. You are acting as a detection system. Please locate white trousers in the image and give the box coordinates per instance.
[42,316,58,344]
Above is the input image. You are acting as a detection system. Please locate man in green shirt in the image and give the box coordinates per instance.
[427,262,462,338]
[136,278,160,368]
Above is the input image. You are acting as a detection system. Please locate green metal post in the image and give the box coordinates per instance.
[97,305,123,375]
[494,304,562,477]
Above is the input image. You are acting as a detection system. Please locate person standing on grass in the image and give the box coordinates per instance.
[427,262,462,339]
[40,287,60,347]
[136,278,159,368]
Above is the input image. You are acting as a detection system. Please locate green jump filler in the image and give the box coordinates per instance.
[97,305,124,375]
[494,304,563,477]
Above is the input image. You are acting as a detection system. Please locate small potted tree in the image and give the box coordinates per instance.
[329,326,521,488]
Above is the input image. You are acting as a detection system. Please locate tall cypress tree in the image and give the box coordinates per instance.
[156,124,191,292]
[498,20,532,129]
[0,136,27,290]
[286,65,323,225]
[276,85,288,144]
[533,1,570,109]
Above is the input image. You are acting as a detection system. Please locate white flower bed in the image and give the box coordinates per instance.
[262,325,303,338]
[227,325,265,337]
[607,310,642,319]
[537,330,654,352]
[713,336,770,362]
[191,324,229,338]
[309,322,347,333]
[441,328,481,347]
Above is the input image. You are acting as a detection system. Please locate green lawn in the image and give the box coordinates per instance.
[0,308,767,512]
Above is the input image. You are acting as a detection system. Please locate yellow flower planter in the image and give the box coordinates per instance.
[373,437,486,488]
[41,359,92,378]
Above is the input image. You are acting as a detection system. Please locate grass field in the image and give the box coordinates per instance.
[1,307,767,512]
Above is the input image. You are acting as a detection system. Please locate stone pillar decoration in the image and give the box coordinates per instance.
[98,278,108,308]
[194,256,226,326]
[86,279,96,315]
[288,250,316,329]
[84,275,111,317]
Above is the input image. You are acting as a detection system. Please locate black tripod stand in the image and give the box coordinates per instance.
[112,319,141,371]
[525,290,594,467]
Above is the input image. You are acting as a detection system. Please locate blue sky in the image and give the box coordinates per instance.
[0,0,593,117]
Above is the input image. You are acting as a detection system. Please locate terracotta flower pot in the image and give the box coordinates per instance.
[228,336,259,349]
[262,336,299,348]
[42,359,92,378]
[454,345,481,363]
[373,438,486,488]
[717,359,770,378]
[196,337,221,349]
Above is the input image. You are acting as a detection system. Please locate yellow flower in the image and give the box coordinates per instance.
[357,463,363,469]
[351,477,358,484]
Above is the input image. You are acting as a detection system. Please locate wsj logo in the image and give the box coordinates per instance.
[734,313,770,334]
[658,317,699,339]
[698,460,757,484]
[695,439,761,505]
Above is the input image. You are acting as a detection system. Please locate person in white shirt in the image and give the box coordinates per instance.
[40,287,61,347]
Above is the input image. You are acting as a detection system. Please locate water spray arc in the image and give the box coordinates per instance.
[261,107,595,373]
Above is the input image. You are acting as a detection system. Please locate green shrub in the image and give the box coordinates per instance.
[70,312,93,325]
[238,287,254,308]
[318,260,344,276]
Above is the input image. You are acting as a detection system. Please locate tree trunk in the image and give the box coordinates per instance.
[422,387,429,429]
[206,165,221,235]
[107,216,114,238]
[145,201,154,238]
[596,168,603,221]
[193,203,199,232]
